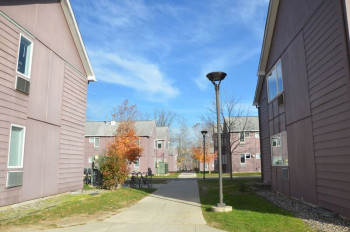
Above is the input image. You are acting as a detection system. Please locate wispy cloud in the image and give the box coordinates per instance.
[89,50,179,101]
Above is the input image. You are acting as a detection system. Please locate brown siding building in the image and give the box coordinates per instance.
[0,1,95,206]
[254,0,350,218]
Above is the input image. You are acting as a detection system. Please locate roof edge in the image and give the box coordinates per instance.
[253,0,280,106]
[60,0,96,82]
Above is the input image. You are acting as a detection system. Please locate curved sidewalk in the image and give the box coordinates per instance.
[44,179,225,232]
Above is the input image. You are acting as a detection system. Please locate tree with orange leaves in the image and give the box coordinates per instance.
[192,146,217,173]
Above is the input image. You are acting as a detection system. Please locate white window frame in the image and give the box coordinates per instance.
[245,154,251,159]
[255,132,260,138]
[267,59,283,102]
[7,124,26,169]
[256,153,261,159]
[244,132,250,138]
[16,34,34,79]
[240,154,246,164]
[134,158,140,168]
[271,132,288,166]
[89,137,94,143]
[94,137,100,148]
[157,141,162,149]
[239,132,245,143]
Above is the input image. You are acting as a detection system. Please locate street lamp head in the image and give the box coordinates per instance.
[201,130,208,136]
[206,72,227,82]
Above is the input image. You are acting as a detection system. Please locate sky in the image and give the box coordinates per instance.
[70,0,269,129]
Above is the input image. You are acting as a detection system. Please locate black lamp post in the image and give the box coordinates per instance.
[201,130,208,179]
[207,71,232,212]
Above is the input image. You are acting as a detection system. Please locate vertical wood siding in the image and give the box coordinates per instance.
[58,65,87,193]
[303,0,350,217]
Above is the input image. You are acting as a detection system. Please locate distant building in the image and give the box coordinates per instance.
[0,1,95,207]
[85,121,157,174]
[253,0,350,218]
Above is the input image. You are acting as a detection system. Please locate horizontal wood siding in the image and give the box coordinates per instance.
[58,65,87,193]
[304,0,350,217]
[0,14,27,206]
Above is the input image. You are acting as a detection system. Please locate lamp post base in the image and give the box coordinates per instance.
[212,203,232,212]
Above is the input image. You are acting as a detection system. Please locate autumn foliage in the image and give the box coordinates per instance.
[98,121,143,189]
[192,146,217,165]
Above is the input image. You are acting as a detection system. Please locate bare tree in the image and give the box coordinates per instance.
[111,99,141,122]
[173,117,192,170]
[201,95,253,181]
[153,108,177,128]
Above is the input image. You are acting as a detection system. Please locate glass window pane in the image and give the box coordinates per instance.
[256,153,261,159]
[271,132,288,166]
[267,70,277,101]
[17,36,32,76]
[240,154,245,164]
[8,126,25,167]
[94,138,99,147]
[277,61,283,92]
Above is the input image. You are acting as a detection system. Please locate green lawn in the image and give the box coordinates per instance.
[0,187,154,230]
[198,179,313,232]
[153,172,180,178]
[196,172,261,178]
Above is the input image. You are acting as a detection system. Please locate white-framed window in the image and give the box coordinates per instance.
[245,154,251,159]
[157,141,162,149]
[271,131,288,166]
[267,60,283,102]
[89,137,94,143]
[256,153,261,159]
[8,125,26,168]
[255,132,260,138]
[244,132,250,138]
[17,34,33,78]
[240,154,246,164]
[240,132,245,143]
[94,138,100,148]
[134,158,140,168]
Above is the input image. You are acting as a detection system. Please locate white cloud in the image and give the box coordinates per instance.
[90,50,180,101]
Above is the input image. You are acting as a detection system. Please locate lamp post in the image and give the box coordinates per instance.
[201,130,208,179]
[206,71,232,212]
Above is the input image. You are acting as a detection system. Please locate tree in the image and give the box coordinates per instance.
[173,117,192,170]
[153,108,177,128]
[192,146,217,173]
[111,99,141,122]
[201,95,252,181]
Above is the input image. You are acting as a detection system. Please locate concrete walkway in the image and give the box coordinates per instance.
[178,172,197,178]
[43,180,225,232]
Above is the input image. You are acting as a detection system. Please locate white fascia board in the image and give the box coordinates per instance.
[60,0,96,82]
[253,0,280,106]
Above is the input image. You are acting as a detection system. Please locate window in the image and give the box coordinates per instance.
[267,60,283,102]
[8,125,25,168]
[94,138,100,148]
[256,153,261,159]
[245,154,251,159]
[157,141,162,149]
[240,154,246,164]
[134,159,140,168]
[271,131,288,166]
[255,132,260,138]
[89,137,94,143]
[244,132,250,138]
[240,133,245,143]
[17,35,33,77]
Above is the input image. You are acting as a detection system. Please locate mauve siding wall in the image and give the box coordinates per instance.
[259,0,350,217]
[303,0,350,217]
[0,2,89,206]
[231,132,261,173]
[57,65,87,193]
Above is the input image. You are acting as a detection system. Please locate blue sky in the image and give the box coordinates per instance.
[71,0,269,128]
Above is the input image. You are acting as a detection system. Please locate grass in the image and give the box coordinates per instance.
[198,179,313,232]
[196,172,261,178]
[83,184,96,190]
[0,187,155,230]
[153,172,180,178]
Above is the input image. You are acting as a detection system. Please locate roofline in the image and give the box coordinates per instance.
[253,0,280,106]
[60,0,96,82]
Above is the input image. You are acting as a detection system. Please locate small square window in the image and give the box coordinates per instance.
[17,35,33,77]
[245,154,251,159]
[157,141,162,149]
[89,137,94,143]
[255,132,260,138]
[8,125,25,168]
[244,132,250,138]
